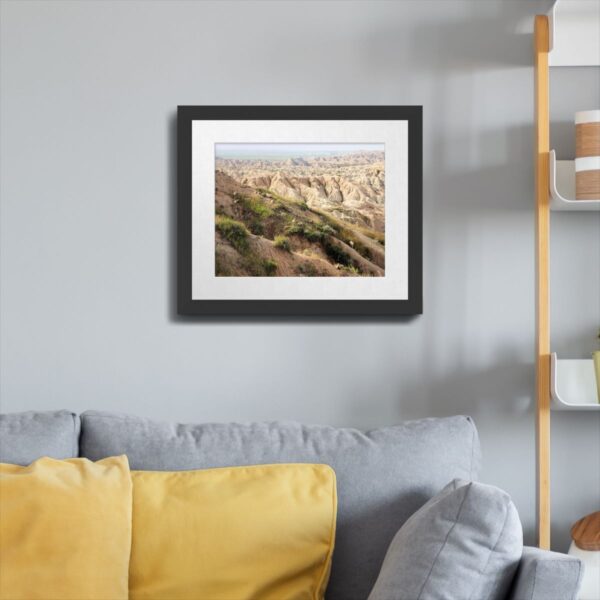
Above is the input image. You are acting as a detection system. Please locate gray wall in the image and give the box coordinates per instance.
[1,0,598,551]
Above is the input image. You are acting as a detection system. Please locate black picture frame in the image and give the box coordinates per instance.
[177,106,422,317]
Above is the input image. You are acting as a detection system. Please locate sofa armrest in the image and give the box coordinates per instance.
[507,546,583,600]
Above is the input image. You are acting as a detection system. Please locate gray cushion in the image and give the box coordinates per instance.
[0,410,80,465]
[80,411,481,600]
[507,546,583,600]
[368,479,523,600]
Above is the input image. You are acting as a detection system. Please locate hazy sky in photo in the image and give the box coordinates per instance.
[215,143,384,160]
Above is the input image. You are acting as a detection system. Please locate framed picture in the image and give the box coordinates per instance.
[178,106,422,317]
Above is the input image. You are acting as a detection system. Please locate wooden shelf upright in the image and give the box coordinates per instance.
[534,14,551,551]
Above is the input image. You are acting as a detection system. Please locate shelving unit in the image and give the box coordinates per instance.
[534,0,600,550]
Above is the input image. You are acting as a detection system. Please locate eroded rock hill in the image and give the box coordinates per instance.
[215,151,385,232]
[214,171,385,278]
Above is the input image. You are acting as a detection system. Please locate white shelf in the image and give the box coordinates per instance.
[549,151,600,211]
[548,0,600,66]
[551,353,600,411]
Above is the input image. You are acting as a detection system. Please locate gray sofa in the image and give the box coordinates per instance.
[0,410,583,600]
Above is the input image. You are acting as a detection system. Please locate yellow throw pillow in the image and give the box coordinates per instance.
[0,456,132,600]
[130,463,337,600]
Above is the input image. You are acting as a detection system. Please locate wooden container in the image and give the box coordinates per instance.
[572,511,600,551]
[576,110,600,200]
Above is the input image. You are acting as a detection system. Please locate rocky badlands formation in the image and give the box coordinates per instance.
[216,151,385,232]
[214,151,385,277]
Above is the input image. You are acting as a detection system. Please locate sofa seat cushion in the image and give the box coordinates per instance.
[0,455,132,600]
[0,410,80,465]
[368,479,523,600]
[81,411,481,600]
[129,464,337,600]
[507,546,583,600]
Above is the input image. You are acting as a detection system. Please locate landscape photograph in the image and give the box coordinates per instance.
[214,143,385,277]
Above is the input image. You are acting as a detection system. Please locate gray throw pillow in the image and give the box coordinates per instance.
[0,410,80,465]
[368,479,523,600]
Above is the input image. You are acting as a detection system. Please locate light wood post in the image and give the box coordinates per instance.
[534,14,551,550]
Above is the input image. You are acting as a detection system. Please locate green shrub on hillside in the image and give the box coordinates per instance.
[304,228,324,242]
[262,259,278,275]
[249,221,265,236]
[323,239,351,266]
[242,196,273,218]
[284,221,304,236]
[273,235,291,252]
[344,265,361,275]
[231,192,274,219]
[318,224,337,236]
[216,216,249,254]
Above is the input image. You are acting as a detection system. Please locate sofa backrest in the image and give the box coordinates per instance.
[80,411,481,600]
[0,410,80,465]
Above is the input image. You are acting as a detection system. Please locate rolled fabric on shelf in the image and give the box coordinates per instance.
[576,110,600,200]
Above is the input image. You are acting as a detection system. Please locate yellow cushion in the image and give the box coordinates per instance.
[130,463,337,600]
[0,456,132,600]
